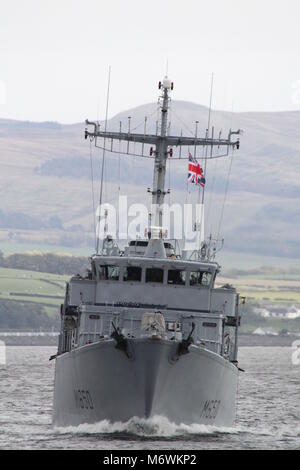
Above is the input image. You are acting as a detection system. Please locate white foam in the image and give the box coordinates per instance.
[54,415,238,437]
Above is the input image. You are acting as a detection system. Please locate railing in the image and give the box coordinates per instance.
[78,331,106,347]
[196,338,222,355]
[60,330,223,356]
[58,311,235,358]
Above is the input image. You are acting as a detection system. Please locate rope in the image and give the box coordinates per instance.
[169,107,195,136]
[201,74,214,200]
[216,147,234,240]
[215,100,235,240]
[168,156,171,206]
[129,107,158,133]
[199,74,214,244]
[206,155,218,226]
[96,66,111,253]
[89,141,97,251]
[185,146,191,204]
[117,134,121,240]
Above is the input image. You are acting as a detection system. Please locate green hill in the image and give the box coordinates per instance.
[0,266,68,329]
[1,101,300,257]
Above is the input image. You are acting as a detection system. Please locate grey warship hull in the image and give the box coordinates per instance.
[52,76,242,429]
[53,338,238,427]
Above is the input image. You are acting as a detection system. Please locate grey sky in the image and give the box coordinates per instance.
[1,0,300,122]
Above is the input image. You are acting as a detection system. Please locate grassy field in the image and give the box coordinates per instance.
[218,251,300,270]
[1,265,300,332]
[239,316,300,334]
[215,272,300,333]
[217,275,300,305]
[0,267,68,317]
[1,266,300,308]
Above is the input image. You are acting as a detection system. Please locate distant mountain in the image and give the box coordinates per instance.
[1,101,300,257]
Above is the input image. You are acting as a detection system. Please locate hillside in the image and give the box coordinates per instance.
[1,101,300,257]
[0,266,67,329]
[1,262,300,335]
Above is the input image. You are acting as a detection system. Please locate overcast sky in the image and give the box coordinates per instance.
[1,0,300,122]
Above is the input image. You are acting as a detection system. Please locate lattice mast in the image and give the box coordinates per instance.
[85,77,241,240]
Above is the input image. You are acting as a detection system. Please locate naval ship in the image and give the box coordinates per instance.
[52,77,242,427]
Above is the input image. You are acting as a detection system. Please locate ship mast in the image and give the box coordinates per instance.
[85,77,241,243]
[151,77,171,230]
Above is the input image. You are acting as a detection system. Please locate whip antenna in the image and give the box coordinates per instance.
[89,140,97,251]
[199,73,214,247]
[96,65,111,254]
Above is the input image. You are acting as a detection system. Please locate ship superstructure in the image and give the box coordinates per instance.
[52,77,242,427]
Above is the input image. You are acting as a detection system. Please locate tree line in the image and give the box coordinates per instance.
[0,251,89,276]
[0,300,59,330]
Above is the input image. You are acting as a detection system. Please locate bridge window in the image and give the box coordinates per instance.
[123,266,142,282]
[129,240,148,247]
[99,265,120,281]
[146,268,164,283]
[189,271,212,287]
[167,269,186,285]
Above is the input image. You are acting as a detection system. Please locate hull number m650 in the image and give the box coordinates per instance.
[75,389,94,409]
[200,400,221,420]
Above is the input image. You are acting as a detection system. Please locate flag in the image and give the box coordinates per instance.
[188,152,206,187]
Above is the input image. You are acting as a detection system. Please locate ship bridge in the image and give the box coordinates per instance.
[66,253,236,318]
[60,252,238,361]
